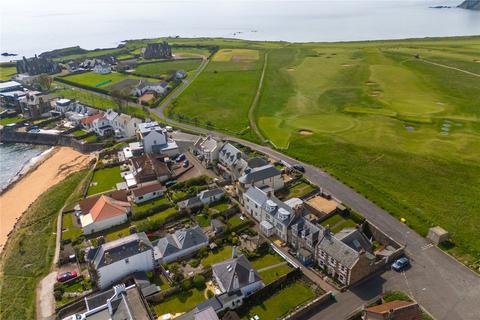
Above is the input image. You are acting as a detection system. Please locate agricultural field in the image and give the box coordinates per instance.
[134,59,201,77]
[60,71,148,91]
[170,36,480,269]
[168,48,264,137]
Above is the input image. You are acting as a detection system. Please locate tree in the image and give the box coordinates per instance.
[36,74,53,91]
[111,88,129,113]
[193,275,206,289]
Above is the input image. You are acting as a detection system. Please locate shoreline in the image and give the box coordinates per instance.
[0,147,92,253]
[0,146,55,195]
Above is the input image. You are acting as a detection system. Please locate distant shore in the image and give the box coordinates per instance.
[0,147,92,252]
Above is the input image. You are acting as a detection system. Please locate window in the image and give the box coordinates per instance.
[338,274,345,284]
[329,257,336,265]
[255,204,258,209]
[138,196,143,200]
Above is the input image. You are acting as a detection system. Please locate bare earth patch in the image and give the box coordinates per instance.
[299,129,313,136]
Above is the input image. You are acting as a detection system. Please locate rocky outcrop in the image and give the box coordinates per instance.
[458,0,480,10]
[39,46,87,59]
[16,55,61,75]
[142,42,172,59]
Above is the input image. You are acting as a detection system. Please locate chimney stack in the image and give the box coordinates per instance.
[249,269,255,283]
[232,246,237,259]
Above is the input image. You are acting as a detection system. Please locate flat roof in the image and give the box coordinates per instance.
[0,81,22,91]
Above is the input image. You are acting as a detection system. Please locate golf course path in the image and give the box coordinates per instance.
[248,52,269,143]
[421,58,480,77]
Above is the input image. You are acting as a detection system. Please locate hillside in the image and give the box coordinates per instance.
[458,0,480,10]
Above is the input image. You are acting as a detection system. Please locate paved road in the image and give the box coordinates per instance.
[157,62,480,319]
[170,130,480,320]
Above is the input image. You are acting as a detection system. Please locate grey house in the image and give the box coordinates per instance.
[154,226,209,264]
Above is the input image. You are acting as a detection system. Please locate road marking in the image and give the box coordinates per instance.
[421,243,434,250]
[402,271,414,298]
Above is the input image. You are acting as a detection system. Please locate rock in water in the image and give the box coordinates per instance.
[458,0,480,10]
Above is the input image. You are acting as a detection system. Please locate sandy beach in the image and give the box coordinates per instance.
[0,147,92,252]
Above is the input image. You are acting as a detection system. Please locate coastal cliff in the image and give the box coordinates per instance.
[458,0,480,10]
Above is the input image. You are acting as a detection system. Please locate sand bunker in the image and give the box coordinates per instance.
[365,81,377,86]
[288,68,296,71]
[299,129,313,136]
[342,64,353,67]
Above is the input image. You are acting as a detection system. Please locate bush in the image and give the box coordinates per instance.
[54,287,64,301]
[383,291,411,302]
[207,289,214,298]
[189,259,201,268]
[181,279,192,291]
[193,275,206,289]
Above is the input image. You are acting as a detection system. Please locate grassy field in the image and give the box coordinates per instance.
[168,49,264,139]
[134,59,202,77]
[51,83,149,119]
[169,36,480,270]
[240,281,316,320]
[153,287,206,316]
[0,66,16,81]
[0,170,88,320]
[61,71,147,90]
[62,212,83,240]
[132,196,171,217]
[86,166,123,196]
[0,116,22,125]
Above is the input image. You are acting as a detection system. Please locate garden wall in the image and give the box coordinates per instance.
[0,129,104,153]
[283,291,334,320]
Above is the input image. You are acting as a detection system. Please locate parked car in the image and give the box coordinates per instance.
[57,271,78,282]
[28,125,40,133]
[292,164,305,173]
[176,154,186,162]
[392,256,410,272]
[183,160,189,168]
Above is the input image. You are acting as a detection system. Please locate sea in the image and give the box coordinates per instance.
[0,143,50,192]
[0,0,479,190]
[1,0,479,62]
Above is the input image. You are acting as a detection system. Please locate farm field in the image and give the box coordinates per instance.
[168,48,263,138]
[134,59,202,77]
[169,36,480,270]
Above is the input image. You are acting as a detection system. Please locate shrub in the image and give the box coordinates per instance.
[193,275,206,289]
[190,259,201,268]
[181,279,192,291]
[207,289,214,298]
[54,287,64,301]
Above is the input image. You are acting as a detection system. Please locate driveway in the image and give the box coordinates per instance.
[36,271,57,320]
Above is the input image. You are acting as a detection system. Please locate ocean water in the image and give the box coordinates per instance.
[0,143,49,192]
[1,0,479,62]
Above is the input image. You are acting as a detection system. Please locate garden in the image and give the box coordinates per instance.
[86,166,123,196]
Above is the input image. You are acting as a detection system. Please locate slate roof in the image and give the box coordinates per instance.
[88,233,153,269]
[156,226,208,259]
[198,188,224,200]
[317,231,360,268]
[247,157,269,168]
[194,135,220,153]
[218,143,248,178]
[179,196,203,209]
[244,186,268,206]
[131,154,172,180]
[262,195,297,226]
[335,228,372,253]
[132,182,165,198]
[212,254,262,293]
[238,164,281,185]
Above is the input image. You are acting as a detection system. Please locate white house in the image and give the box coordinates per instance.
[198,188,224,205]
[154,226,209,264]
[193,135,222,164]
[132,81,167,97]
[242,186,298,242]
[132,182,165,204]
[138,122,178,155]
[92,115,113,136]
[86,233,155,289]
[238,164,283,193]
[93,63,112,74]
[112,113,142,138]
[79,195,131,235]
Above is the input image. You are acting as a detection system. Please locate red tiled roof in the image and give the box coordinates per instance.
[81,111,104,125]
[79,190,129,213]
[366,300,421,320]
[89,195,131,222]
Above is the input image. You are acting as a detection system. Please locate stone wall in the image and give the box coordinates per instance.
[0,129,103,153]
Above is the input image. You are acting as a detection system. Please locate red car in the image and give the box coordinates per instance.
[57,271,77,282]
